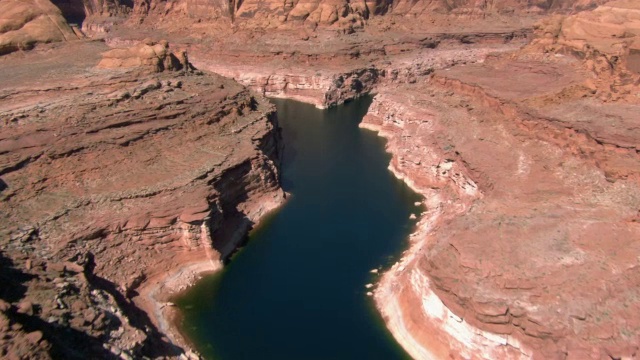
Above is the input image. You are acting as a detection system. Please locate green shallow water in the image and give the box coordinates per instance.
[176,97,423,360]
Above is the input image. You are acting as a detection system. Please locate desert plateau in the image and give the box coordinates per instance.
[1,0,639,359]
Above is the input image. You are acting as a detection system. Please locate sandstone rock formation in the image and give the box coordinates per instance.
[529,0,640,101]
[0,41,284,358]
[52,0,131,22]
[0,0,78,55]
[367,12,640,358]
[61,0,609,36]
[98,39,193,72]
[2,0,640,358]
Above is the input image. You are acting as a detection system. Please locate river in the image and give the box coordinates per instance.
[176,97,422,359]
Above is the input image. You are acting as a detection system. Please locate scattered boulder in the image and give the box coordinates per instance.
[16,300,34,316]
[25,330,43,344]
[0,312,10,332]
[0,299,11,312]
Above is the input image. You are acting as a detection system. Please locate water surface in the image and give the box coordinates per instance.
[177,97,422,359]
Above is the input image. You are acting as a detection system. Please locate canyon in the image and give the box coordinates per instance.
[1,0,639,359]
[0,39,284,358]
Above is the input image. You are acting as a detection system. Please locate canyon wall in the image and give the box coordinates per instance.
[188,28,531,108]
[48,0,611,36]
[121,0,610,26]
[0,41,284,359]
[2,0,606,55]
[195,62,381,108]
[367,17,640,356]
[3,0,640,359]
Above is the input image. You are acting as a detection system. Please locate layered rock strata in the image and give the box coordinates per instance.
[368,42,640,359]
[527,0,640,101]
[3,0,640,358]
[76,0,610,33]
[0,41,284,359]
[188,28,530,108]
[98,38,192,72]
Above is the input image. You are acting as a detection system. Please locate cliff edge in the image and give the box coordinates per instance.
[0,40,284,359]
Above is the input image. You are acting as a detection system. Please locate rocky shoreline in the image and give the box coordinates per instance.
[362,95,532,359]
[2,0,640,358]
[362,36,640,356]
[0,40,285,359]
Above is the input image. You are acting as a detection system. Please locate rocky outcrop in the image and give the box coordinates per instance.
[369,41,640,359]
[201,65,380,108]
[98,39,193,73]
[43,0,610,37]
[0,0,78,55]
[3,0,639,359]
[187,28,529,108]
[0,41,284,358]
[528,0,640,101]
[533,0,640,56]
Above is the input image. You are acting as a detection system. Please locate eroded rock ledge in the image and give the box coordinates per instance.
[368,19,640,359]
[3,0,640,358]
[188,29,531,109]
[0,41,284,359]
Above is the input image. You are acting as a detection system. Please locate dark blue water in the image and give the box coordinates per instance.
[176,97,422,360]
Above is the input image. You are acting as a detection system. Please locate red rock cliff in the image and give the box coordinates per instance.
[0,41,284,359]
